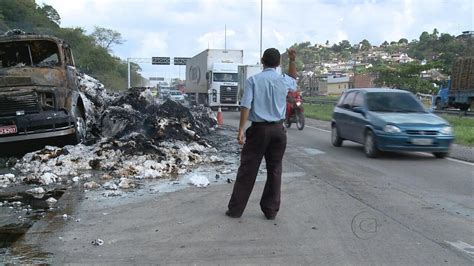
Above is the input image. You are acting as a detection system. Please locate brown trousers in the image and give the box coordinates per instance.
[227,122,287,217]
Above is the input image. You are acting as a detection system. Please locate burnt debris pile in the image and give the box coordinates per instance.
[81,81,217,143]
[99,89,219,148]
[1,74,224,192]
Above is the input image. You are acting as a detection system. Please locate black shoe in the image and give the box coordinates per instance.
[225,210,241,218]
[264,213,276,220]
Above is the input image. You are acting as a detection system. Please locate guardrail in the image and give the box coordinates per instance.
[434,110,474,117]
[305,99,337,105]
[305,99,474,117]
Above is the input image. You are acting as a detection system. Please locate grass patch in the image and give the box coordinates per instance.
[440,115,474,147]
[304,103,334,121]
[304,95,340,102]
[304,103,474,147]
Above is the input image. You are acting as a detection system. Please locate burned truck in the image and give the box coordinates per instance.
[0,31,86,145]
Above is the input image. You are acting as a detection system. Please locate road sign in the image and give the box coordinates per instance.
[149,77,165,81]
[152,57,170,65]
[173,57,190,65]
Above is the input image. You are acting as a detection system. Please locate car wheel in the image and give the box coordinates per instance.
[331,124,343,147]
[364,130,379,158]
[433,152,448,159]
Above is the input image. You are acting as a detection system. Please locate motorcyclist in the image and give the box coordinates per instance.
[286,90,301,115]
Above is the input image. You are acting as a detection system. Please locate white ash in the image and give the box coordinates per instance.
[220,169,232,174]
[102,181,118,190]
[26,187,46,194]
[0,173,16,186]
[45,197,57,207]
[84,181,100,189]
[188,175,210,188]
[102,191,122,197]
[118,178,135,189]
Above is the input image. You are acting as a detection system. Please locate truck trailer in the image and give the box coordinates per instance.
[237,64,262,102]
[185,49,243,108]
[433,57,474,111]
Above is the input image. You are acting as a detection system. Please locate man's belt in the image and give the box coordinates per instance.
[252,119,284,125]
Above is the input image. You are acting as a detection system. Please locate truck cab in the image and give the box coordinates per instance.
[206,63,239,107]
[0,31,86,145]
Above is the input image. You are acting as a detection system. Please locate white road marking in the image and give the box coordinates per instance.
[303,147,325,155]
[446,157,474,166]
[304,126,473,166]
[306,125,331,133]
[414,152,474,167]
[445,241,474,260]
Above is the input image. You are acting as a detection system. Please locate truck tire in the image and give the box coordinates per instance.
[459,104,469,111]
[70,105,87,144]
[435,98,443,110]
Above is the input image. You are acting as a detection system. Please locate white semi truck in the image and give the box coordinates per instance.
[185,49,243,108]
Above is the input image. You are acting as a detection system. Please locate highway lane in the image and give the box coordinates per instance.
[223,111,474,262]
[15,111,472,264]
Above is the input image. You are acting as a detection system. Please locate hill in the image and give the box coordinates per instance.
[0,0,145,90]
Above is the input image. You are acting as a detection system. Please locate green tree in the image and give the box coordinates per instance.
[360,39,371,51]
[90,26,125,51]
[398,38,408,45]
[371,61,442,93]
[39,4,60,25]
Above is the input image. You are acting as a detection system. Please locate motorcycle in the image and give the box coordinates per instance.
[284,91,305,130]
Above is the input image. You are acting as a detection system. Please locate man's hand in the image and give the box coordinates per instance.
[287,48,297,79]
[237,128,245,145]
[238,107,250,145]
[287,48,296,61]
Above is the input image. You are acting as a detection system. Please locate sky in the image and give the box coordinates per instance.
[36,0,473,85]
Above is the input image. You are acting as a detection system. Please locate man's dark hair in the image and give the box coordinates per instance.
[261,48,280,68]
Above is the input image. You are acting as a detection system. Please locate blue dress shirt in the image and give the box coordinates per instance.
[240,68,297,122]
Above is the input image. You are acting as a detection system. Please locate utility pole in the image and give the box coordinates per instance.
[127,58,131,88]
[259,0,263,62]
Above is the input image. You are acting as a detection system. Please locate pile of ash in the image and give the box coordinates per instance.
[1,74,228,196]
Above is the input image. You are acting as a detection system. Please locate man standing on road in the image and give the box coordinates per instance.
[226,48,297,220]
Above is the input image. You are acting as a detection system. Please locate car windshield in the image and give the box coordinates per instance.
[366,92,426,113]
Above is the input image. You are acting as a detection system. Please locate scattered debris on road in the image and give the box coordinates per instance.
[91,239,104,246]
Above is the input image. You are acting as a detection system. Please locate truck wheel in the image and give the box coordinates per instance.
[435,99,443,110]
[459,105,469,111]
[433,152,448,159]
[70,106,87,144]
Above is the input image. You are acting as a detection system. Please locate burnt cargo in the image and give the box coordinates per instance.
[0,30,86,146]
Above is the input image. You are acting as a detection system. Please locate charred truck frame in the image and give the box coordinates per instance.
[0,31,86,144]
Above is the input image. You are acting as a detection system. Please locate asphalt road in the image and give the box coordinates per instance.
[8,111,473,264]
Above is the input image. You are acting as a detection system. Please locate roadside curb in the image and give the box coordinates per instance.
[305,117,474,163]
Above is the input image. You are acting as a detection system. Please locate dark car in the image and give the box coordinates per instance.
[0,31,87,145]
[331,88,454,158]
